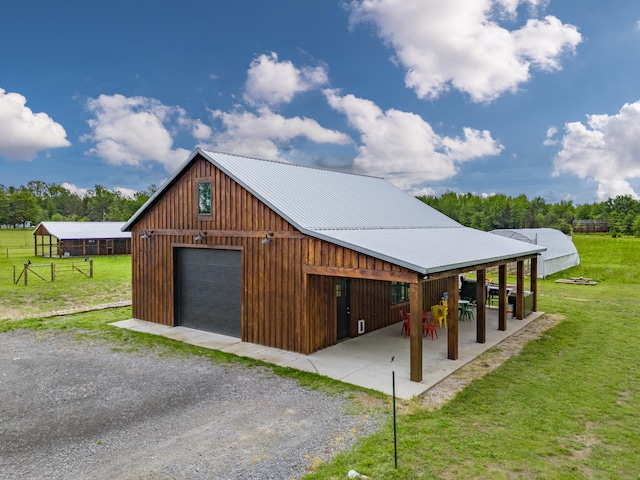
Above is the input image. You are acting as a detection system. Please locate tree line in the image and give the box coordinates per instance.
[419,192,640,236]
[0,181,155,227]
[2,181,640,236]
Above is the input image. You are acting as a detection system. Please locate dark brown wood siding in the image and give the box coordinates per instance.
[306,274,336,353]
[350,278,392,332]
[305,237,412,275]
[131,157,308,352]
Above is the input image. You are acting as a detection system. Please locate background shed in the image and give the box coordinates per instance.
[490,228,579,278]
[33,221,131,257]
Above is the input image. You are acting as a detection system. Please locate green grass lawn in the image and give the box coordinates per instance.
[1,230,639,478]
[0,228,131,318]
[0,227,33,258]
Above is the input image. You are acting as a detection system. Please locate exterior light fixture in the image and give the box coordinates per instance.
[141,230,153,239]
[261,231,274,244]
[194,230,207,241]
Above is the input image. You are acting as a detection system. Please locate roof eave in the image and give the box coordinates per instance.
[122,148,203,231]
[303,228,546,276]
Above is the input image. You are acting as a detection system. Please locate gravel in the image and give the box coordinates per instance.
[0,329,384,480]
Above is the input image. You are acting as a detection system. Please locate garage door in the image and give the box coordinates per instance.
[174,248,241,337]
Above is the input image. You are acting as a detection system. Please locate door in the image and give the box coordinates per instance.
[174,248,241,337]
[336,279,351,341]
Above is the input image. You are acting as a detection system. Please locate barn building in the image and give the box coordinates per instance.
[123,149,545,381]
[33,221,131,257]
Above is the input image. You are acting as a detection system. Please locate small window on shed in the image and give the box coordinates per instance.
[391,282,409,304]
[198,182,212,215]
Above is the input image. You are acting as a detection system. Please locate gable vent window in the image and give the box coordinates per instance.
[198,182,212,215]
[391,281,409,304]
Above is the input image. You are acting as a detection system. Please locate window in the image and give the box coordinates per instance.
[198,182,212,215]
[391,282,409,304]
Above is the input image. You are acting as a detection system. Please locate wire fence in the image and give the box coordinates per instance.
[3,247,33,259]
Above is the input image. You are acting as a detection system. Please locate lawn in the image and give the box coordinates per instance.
[1,230,639,478]
[0,228,131,319]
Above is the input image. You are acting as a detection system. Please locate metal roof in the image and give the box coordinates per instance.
[316,227,545,274]
[124,149,545,274]
[34,222,131,240]
[205,150,461,230]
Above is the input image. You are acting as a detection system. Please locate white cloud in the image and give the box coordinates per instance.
[349,0,581,103]
[324,89,503,190]
[61,182,89,198]
[0,88,70,160]
[209,106,351,160]
[243,52,328,107]
[82,94,205,172]
[553,101,640,200]
[543,126,559,145]
[62,182,136,199]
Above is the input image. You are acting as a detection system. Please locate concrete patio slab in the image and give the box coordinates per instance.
[111,307,543,400]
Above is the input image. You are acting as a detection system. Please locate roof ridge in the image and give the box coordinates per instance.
[200,148,384,180]
[310,225,464,231]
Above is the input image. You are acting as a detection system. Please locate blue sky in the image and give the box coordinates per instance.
[2,0,640,204]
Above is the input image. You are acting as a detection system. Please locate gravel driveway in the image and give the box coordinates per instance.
[0,329,383,480]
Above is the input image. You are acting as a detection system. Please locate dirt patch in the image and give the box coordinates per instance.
[420,313,564,410]
[0,300,131,321]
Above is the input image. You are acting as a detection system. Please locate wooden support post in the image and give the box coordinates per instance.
[498,264,507,331]
[447,275,459,360]
[24,264,28,286]
[90,259,94,278]
[476,268,486,343]
[516,260,525,319]
[409,281,423,382]
[531,256,538,312]
[51,262,54,281]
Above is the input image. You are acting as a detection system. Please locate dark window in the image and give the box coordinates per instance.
[391,282,409,304]
[198,182,212,215]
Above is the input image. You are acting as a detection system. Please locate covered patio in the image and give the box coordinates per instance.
[113,305,544,400]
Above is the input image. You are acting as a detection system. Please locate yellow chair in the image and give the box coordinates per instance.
[430,305,448,328]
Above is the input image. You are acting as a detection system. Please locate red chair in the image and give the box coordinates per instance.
[400,310,411,338]
[422,310,438,340]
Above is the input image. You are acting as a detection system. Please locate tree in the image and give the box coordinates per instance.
[9,188,42,227]
[632,215,640,237]
[84,185,117,221]
[47,184,84,219]
[0,189,10,225]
